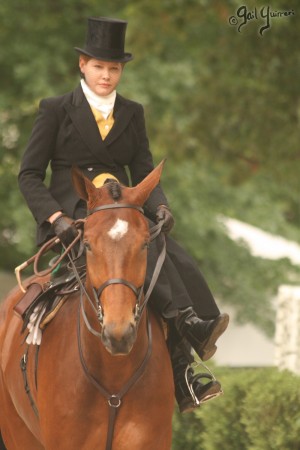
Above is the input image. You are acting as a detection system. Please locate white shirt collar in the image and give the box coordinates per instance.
[80,79,116,119]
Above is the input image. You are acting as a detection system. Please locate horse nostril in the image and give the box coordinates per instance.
[125,323,136,342]
[102,322,137,355]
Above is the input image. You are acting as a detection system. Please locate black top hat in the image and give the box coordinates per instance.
[75,17,133,63]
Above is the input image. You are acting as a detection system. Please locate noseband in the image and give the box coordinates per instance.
[93,278,143,324]
[77,202,166,335]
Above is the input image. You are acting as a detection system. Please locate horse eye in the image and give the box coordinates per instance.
[83,240,91,252]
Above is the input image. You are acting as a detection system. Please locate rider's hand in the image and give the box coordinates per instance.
[51,214,78,247]
[156,205,175,233]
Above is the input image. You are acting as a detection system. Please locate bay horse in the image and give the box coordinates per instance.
[0,162,174,449]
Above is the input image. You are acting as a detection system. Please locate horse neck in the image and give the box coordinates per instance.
[80,299,149,392]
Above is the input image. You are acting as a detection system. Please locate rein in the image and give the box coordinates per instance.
[67,202,166,450]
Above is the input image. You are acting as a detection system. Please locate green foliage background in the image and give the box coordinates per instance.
[0,0,299,337]
[172,366,300,449]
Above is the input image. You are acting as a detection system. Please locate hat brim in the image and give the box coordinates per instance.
[74,47,133,63]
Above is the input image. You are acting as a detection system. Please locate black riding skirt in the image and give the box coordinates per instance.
[146,230,220,320]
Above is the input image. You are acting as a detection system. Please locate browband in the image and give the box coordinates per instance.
[87,203,144,216]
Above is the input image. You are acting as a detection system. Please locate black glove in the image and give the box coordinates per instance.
[156,205,175,233]
[52,214,78,247]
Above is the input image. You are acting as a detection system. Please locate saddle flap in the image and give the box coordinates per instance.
[13,283,44,319]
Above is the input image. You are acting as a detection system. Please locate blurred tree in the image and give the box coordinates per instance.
[125,0,300,225]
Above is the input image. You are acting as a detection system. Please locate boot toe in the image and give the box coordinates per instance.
[178,379,222,414]
[197,313,229,361]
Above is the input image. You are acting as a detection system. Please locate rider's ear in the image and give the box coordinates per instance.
[126,159,166,206]
[72,166,98,201]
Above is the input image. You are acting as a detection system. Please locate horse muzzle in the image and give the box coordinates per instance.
[101,321,137,355]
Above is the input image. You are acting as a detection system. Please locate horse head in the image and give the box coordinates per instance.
[72,161,165,356]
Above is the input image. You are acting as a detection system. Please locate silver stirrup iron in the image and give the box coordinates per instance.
[184,360,223,405]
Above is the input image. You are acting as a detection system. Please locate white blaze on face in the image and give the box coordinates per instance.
[108,218,129,241]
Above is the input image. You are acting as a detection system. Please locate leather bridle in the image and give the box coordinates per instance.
[66,202,166,450]
[82,202,166,333]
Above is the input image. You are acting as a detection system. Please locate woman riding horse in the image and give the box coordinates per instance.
[18,16,229,413]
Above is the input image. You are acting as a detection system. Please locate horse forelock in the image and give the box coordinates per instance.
[105,180,122,201]
[86,180,123,211]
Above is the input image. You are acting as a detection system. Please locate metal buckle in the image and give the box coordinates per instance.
[134,304,140,322]
[97,304,104,324]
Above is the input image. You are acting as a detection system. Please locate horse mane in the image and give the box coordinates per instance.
[104,179,122,201]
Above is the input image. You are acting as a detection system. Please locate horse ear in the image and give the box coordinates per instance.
[71,166,99,201]
[126,159,166,206]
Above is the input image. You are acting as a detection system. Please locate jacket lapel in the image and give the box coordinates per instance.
[64,85,116,168]
[104,94,136,146]
[64,86,136,167]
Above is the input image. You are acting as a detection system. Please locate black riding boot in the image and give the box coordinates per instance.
[174,307,229,361]
[171,344,222,413]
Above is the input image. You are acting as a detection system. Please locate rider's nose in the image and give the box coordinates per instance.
[102,69,110,80]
